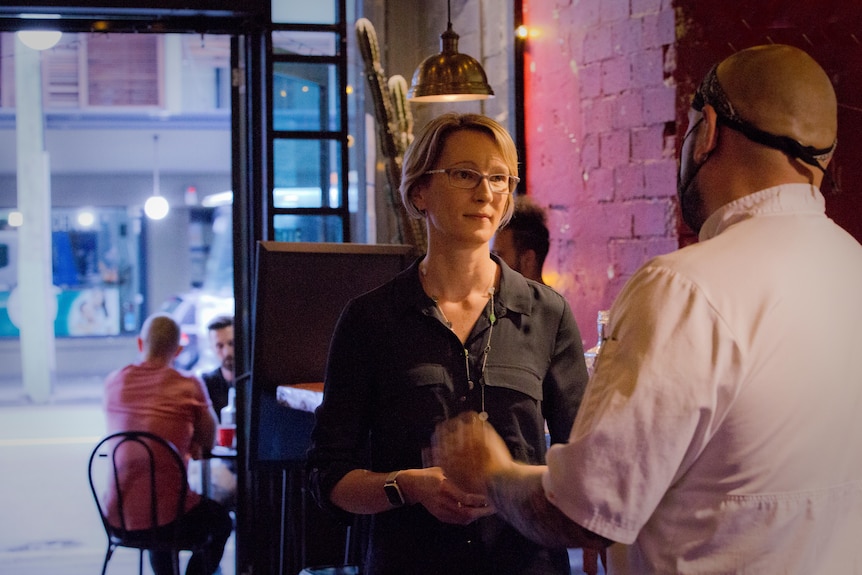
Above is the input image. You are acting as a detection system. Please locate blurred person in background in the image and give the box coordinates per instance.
[104,313,232,575]
[492,195,549,284]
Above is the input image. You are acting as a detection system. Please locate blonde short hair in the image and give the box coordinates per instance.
[141,313,181,359]
[399,113,519,226]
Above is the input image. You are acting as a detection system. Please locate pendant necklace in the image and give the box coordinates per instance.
[421,263,496,420]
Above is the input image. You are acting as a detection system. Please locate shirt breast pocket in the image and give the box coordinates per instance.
[483,364,543,401]
[393,364,456,433]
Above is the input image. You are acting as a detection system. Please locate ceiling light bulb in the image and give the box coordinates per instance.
[144,196,170,220]
[17,30,62,51]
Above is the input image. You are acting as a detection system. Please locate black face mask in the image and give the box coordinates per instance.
[677,117,708,234]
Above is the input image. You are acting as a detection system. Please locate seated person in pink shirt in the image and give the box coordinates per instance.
[104,312,233,575]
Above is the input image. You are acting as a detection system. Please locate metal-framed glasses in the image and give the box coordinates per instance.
[425,168,519,194]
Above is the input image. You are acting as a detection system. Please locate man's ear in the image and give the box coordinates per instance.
[174,345,184,358]
[696,104,720,161]
[137,337,144,353]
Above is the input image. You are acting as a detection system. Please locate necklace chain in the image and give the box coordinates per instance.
[420,261,496,329]
[456,295,494,419]
[430,296,453,329]
[419,261,496,419]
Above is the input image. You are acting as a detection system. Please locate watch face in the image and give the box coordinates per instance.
[384,482,405,507]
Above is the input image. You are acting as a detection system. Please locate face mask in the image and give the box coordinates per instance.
[677,117,708,234]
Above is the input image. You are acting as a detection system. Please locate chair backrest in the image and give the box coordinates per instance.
[88,430,190,538]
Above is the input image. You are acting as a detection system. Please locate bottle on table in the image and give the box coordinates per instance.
[218,387,236,448]
[584,310,609,378]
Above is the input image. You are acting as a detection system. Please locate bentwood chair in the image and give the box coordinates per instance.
[88,430,212,575]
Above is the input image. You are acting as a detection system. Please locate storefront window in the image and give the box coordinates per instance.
[0,207,142,338]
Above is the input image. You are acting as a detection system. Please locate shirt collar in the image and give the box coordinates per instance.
[699,183,826,242]
[395,254,536,319]
[493,253,535,318]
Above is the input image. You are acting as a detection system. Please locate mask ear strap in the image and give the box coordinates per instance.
[693,63,838,187]
[717,115,836,174]
[719,115,840,193]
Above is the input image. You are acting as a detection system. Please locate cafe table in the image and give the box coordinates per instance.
[201,444,237,499]
[276,382,324,413]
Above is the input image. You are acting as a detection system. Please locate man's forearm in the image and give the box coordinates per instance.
[487,464,612,550]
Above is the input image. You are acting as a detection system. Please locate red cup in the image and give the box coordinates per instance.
[217,425,236,448]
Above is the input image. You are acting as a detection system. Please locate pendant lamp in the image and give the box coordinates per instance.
[144,134,169,220]
[408,0,494,102]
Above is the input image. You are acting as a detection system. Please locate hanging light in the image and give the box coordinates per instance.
[408,0,494,102]
[17,30,62,51]
[144,134,169,220]
[16,14,62,51]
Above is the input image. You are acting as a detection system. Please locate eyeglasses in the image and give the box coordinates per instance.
[424,168,519,194]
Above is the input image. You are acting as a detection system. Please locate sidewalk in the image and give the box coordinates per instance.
[0,375,105,407]
[0,398,236,575]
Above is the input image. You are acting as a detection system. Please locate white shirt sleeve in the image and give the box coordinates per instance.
[542,262,743,544]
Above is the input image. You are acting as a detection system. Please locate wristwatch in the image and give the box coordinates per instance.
[383,470,406,507]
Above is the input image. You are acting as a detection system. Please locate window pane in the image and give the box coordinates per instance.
[272,1,337,24]
[42,34,81,108]
[274,214,343,243]
[273,31,337,56]
[273,139,341,208]
[0,207,141,338]
[180,35,231,112]
[273,62,339,131]
[87,35,161,107]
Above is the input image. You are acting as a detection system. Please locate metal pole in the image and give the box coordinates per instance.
[15,35,56,403]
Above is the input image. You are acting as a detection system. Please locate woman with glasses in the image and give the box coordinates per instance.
[307,113,589,574]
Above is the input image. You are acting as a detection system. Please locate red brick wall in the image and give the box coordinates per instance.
[674,0,862,244]
[524,0,862,345]
[523,0,678,342]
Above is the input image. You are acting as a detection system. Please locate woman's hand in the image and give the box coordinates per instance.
[398,466,496,525]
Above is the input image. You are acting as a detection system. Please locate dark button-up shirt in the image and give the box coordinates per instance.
[308,256,589,575]
[202,367,231,421]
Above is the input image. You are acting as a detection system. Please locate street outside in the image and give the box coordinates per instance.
[0,384,235,575]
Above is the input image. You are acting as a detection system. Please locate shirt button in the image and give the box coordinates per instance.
[459,396,466,402]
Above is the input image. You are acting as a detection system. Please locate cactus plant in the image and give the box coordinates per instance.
[356,17,426,254]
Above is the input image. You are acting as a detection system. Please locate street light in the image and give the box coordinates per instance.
[17,30,62,51]
[145,134,170,220]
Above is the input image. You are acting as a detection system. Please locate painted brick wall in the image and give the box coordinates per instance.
[523,0,678,343]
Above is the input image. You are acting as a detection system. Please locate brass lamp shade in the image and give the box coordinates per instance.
[408,24,495,102]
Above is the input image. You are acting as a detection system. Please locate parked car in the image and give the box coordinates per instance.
[161,288,234,372]
[162,201,234,373]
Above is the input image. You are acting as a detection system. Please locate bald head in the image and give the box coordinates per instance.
[140,313,181,360]
[718,44,837,152]
[678,45,838,234]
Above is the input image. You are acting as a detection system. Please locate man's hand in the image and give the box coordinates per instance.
[433,411,515,496]
[434,412,614,551]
